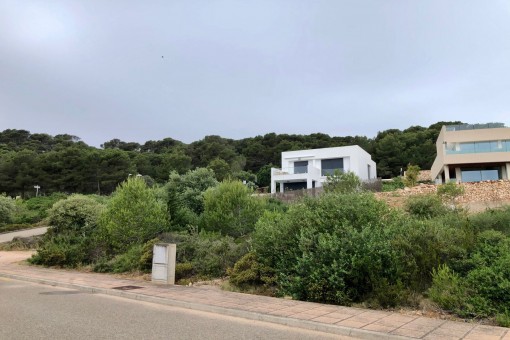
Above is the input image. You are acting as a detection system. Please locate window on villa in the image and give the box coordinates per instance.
[294,161,308,174]
[321,158,343,176]
[461,167,501,182]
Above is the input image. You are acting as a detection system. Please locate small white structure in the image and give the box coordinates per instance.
[270,146,377,193]
[152,243,176,285]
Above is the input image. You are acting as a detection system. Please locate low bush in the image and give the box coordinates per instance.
[161,230,248,279]
[47,195,104,236]
[0,194,16,226]
[405,194,447,219]
[429,231,510,324]
[382,177,405,192]
[228,252,275,287]
[30,234,89,267]
[469,206,510,236]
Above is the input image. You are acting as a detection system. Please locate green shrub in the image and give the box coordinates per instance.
[29,234,89,267]
[165,168,218,229]
[496,311,510,327]
[323,171,362,194]
[110,245,144,273]
[429,231,510,320]
[403,164,420,187]
[253,193,411,305]
[469,206,510,236]
[47,194,104,236]
[0,194,16,225]
[382,177,405,192]
[405,194,447,219]
[161,230,248,279]
[428,264,466,312]
[228,252,275,287]
[437,182,464,206]
[201,180,266,237]
[15,193,68,224]
[175,262,194,281]
[99,177,169,254]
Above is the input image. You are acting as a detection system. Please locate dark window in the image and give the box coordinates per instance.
[283,182,307,191]
[321,158,343,176]
[294,161,308,174]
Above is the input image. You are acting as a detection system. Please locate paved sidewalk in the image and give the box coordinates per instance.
[1,251,509,340]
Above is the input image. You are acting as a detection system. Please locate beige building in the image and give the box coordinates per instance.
[431,123,510,183]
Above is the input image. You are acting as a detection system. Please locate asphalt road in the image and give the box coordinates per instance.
[0,278,352,340]
[0,227,48,243]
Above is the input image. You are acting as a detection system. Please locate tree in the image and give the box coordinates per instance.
[207,158,231,181]
[403,164,420,187]
[201,180,266,237]
[165,168,218,229]
[99,177,169,253]
[256,164,272,188]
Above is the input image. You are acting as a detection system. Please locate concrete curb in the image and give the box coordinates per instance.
[0,272,410,340]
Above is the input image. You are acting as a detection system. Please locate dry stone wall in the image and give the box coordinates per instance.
[376,180,510,209]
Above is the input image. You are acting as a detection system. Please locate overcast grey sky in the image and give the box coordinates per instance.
[1,1,510,147]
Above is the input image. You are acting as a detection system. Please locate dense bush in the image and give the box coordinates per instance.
[469,206,510,235]
[0,194,16,225]
[228,252,275,287]
[165,168,218,229]
[99,177,169,253]
[12,193,68,224]
[253,192,412,306]
[323,171,362,194]
[30,195,104,267]
[201,180,266,237]
[429,230,510,325]
[404,194,447,219]
[161,230,248,280]
[47,194,104,236]
[382,177,405,192]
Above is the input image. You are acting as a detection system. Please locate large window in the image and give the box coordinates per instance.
[461,167,501,182]
[293,161,308,174]
[321,158,343,176]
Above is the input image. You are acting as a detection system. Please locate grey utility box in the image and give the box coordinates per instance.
[151,243,176,285]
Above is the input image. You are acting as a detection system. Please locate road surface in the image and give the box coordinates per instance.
[0,227,48,243]
[0,278,353,339]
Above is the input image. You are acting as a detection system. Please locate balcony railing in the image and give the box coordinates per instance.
[445,140,510,155]
[272,166,309,175]
[445,123,506,131]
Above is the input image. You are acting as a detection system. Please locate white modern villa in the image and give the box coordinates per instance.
[270,146,377,193]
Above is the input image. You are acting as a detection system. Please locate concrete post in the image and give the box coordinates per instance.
[455,167,461,183]
[505,163,510,180]
[444,165,450,183]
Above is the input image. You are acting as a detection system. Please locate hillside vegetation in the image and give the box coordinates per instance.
[0,121,460,197]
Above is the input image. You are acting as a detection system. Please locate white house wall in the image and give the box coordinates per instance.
[271,145,377,193]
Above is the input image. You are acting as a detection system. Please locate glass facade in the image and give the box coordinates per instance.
[461,168,501,182]
[445,140,510,154]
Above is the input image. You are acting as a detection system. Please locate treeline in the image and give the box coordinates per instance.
[0,121,461,196]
